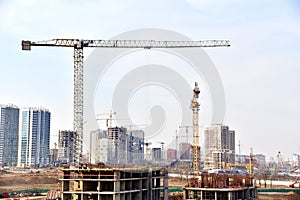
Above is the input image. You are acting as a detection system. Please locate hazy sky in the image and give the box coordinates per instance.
[1,0,299,160]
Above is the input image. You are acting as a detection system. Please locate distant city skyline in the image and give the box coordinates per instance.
[0,1,299,160]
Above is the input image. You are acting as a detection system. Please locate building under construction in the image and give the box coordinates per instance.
[183,173,257,200]
[59,166,168,200]
[181,83,257,200]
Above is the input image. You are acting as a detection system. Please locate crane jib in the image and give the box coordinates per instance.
[22,39,230,50]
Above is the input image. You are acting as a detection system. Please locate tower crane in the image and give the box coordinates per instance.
[21,38,230,167]
[97,110,116,128]
[190,82,201,178]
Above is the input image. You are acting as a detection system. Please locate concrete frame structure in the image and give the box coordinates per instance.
[183,173,257,200]
[60,167,168,200]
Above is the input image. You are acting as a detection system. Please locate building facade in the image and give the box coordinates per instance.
[90,128,145,165]
[107,127,127,164]
[127,130,144,165]
[152,148,162,162]
[179,143,192,160]
[90,129,108,164]
[167,149,177,161]
[254,154,266,166]
[204,124,235,169]
[18,108,50,167]
[0,105,19,166]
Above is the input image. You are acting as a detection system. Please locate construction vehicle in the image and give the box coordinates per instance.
[22,38,230,166]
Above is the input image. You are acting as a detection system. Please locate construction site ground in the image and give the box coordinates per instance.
[1,168,300,200]
[0,168,60,191]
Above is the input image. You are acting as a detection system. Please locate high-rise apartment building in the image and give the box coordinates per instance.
[107,127,127,164]
[127,130,144,165]
[0,104,19,166]
[204,124,235,169]
[167,149,177,161]
[90,128,145,165]
[90,129,108,164]
[57,130,76,164]
[152,148,162,162]
[18,108,50,167]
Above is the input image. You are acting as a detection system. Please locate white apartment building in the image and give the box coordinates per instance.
[204,124,235,169]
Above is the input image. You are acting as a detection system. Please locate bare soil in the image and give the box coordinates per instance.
[0,168,61,191]
[258,192,300,200]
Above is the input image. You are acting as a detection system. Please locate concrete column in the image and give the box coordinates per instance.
[149,169,152,200]
[139,178,142,199]
[246,188,249,199]
[183,189,187,200]
[114,171,120,200]
[114,181,120,192]
[164,170,168,200]
[228,191,231,200]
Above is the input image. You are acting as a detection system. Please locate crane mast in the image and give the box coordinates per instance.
[73,47,84,165]
[21,38,229,167]
[190,82,200,177]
